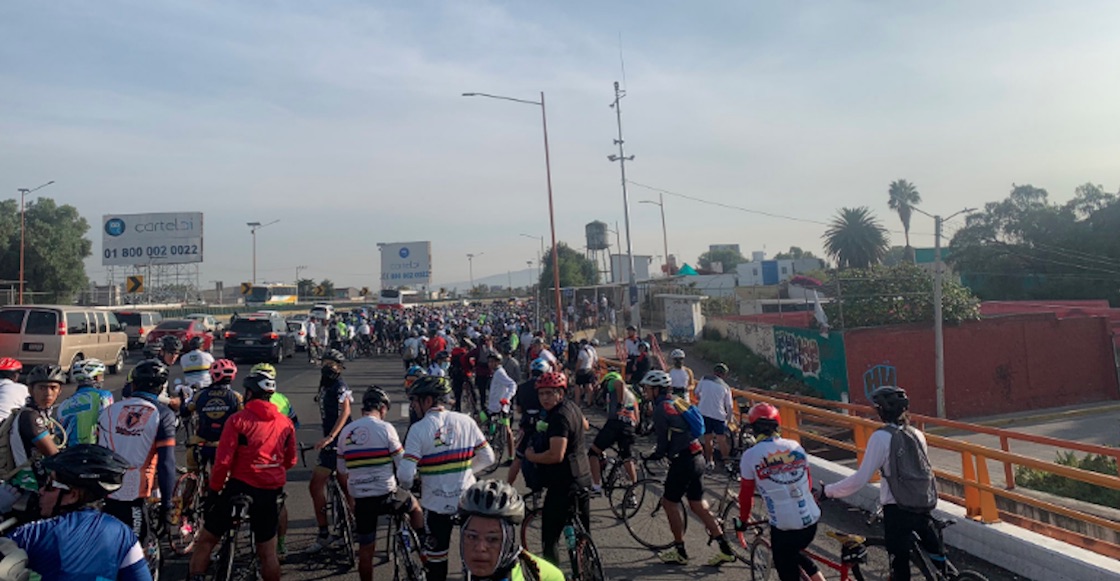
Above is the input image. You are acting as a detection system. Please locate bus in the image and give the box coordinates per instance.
[378,288,419,309]
[246,284,299,306]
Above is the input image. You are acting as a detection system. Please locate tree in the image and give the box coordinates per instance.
[318,279,335,297]
[0,197,91,303]
[697,248,746,271]
[773,246,818,260]
[296,278,315,299]
[887,179,923,253]
[539,243,599,289]
[822,207,890,269]
[822,263,980,329]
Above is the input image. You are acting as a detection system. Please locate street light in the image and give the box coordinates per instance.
[246,220,279,285]
[639,192,670,276]
[911,205,976,418]
[17,180,55,304]
[463,91,564,334]
[608,81,640,330]
[466,252,484,294]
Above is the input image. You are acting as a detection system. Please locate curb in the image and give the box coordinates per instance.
[963,403,1120,429]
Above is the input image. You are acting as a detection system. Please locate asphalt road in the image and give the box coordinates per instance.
[94,348,1027,580]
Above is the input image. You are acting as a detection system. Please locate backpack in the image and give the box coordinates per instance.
[403,340,419,360]
[879,423,938,512]
[671,396,705,440]
[0,407,27,480]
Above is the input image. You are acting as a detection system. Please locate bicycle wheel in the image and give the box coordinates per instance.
[393,521,428,581]
[214,532,238,581]
[169,471,203,555]
[621,478,687,550]
[572,533,605,581]
[520,508,543,557]
[606,459,643,520]
[331,481,356,569]
[953,571,990,581]
[480,425,506,476]
[748,537,773,581]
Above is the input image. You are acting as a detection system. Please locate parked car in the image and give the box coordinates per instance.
[0,305,129,382]
[113,310,163,350]
[288,313,309,322]
[224,312,296,363]
[144,319,214,357]
[185,313,224,337]
[309,303,334,320]
[287,320,309,351]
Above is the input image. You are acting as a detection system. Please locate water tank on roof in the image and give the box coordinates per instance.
[585,221,609,250]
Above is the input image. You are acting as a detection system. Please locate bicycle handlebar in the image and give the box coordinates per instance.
[298,441,337,468]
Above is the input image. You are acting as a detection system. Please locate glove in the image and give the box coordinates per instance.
[479,410,488,423]
[731,517,749,533]
[813,483,828,503]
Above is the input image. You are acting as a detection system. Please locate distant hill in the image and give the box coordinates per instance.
[439,267,538,293]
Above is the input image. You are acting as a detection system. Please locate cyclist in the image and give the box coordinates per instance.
[98,359,178,556]
[308,348,353,553]
[499,341,522,384]
[0,357,28,422]
[523,371,592,567]
[57,358,114,445]
[628,341,652,386]
[734,403,825,581]
[483,353,517,465]
[506,358,551,491]
[188,368,297,581]
[587,369,638,496]
[640,369,735,566]
[10,444,152,581]
[695,363,734,471]
[178,336,215,405]
[10,365,65,491]
[820,386,945,581]
[337,386,424,581]
[458,480,564,581]
[573,339,598,407]
[667,349,697,403]
[187,358,243,469]
[469,335,497,409]
[249,363,298,555]
[124,336,183,410]
[402,330,424,370]
[428,350,451,378]
[398,376,494,581]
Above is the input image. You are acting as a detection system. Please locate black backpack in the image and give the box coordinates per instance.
[879,423,938,512]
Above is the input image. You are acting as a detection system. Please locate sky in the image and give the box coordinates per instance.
[4,0,1120,290]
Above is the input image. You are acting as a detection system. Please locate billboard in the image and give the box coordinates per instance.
[380,241,431,286]
[101,212,204,266]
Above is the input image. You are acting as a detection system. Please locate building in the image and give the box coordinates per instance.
[737,257,825,286]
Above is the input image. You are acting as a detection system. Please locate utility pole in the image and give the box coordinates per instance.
[17,180,55,305]
[295,265,308,301]
[608,81,639,331]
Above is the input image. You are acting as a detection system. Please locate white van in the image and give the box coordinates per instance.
[309,303,335,320]
[0,305,129,381]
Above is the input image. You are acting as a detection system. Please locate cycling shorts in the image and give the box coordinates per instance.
[355,489,415,544]
[663,452,705,503]
[702,416,728,436]
[592,419,634,460]
[574,370,595,385]
[317,448,337,472]
[204,479,284,543]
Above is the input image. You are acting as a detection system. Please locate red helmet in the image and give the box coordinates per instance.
[209,359,238,384]
[0,358,21,372]
[535,371,568,391]
[747,403,780,424]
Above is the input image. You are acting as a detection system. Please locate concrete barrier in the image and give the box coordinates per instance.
[810,456,1120,581]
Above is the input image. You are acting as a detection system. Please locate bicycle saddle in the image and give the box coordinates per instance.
[825,530,866,546]
[932,517,956,531]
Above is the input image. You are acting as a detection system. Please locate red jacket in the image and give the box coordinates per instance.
[211,399,297,492]
[426,335,447,359]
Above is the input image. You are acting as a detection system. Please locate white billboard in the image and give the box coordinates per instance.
[101,212,204,266]
[380,241,431,286]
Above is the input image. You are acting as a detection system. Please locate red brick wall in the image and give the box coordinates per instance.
[843,315,1120,418]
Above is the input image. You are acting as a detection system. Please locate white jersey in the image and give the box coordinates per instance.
[575,345,597,371]
[825,426,927,507]
[695,376,733,422]
[668,367,692,390]
[427,364,448,378]
[179,350,214,388]
[98,395,177,501]
[739,436,820,531]
[487,368,517,414]
[398,409,494,514]
[336,415,404,498]
[0,380,29,421]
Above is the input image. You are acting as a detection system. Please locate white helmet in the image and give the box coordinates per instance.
[640,369,672,389]
[73,359,107,383]
[670,349,685,360]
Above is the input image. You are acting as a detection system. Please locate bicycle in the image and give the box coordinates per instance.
[211,492,287,581]
[389,503,427,581]
[519,487,604,581]
[478,409,511,476]
[596,446,646,520]
[299,442,357,570]
[169,443,210,555]
[143,497,164,581]
[727,399,757,463]
[621,455,690,550]
[459,376,480,419]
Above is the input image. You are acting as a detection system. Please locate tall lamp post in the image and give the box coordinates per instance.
[466,252,484,295]
[911,205,975,418]
[246,220,279,285]
[463,91,564,334]
[17,180,55,304]
[639,192,670,276]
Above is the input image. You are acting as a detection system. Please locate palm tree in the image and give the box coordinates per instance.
[887,179,922,249]
[822,207,890,269]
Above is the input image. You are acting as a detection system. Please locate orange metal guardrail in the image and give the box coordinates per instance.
[729,388,1120,559]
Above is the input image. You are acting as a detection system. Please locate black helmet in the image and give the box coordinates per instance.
[27,364,66,386]
[243,372,277,396]
[187,336,204,352]
[870,385,909,422]
[131,359,170,393]
[409,376,452,399]
[160,335,183,354]
[362,386,391,411]
[498,340,512,355]
[42,444,130,500]
[458,479,525,524]
[322,349,346,364]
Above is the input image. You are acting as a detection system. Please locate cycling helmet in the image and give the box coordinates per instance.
[638,341,650,351]
[714,363,729,375]
[487,352,503,364]
[187,336,204,351]
[459,479,525,524]
[870,385,910,422]
[529,358,551,376]
[531,337,544,345]
[41,443,130,499]
[435,350,451,361]
[498,340,512,355]
[362,386,391,411]
[639,369,671,390]
[0,358,22,373]
[160,335,183,354]
[209,359,238,384]
[243,372,277,395]
[590,338,600,347]
[72,359,106,383]
[409,376,452,399]
[626,325,637,332]
[323,348,346,363]
[748,403,781,434]
[249,362,277,379]
[535,371,567,391]
[27,364,66,386]
[406,364,427,378]
[130,360,170,393]
[670,349,685,360]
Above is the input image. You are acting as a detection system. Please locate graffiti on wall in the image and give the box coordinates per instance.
[772,325,848,401]
[775,330,822,378]
[665,298,700,342]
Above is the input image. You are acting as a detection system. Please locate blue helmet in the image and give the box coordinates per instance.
[406,364,427,378]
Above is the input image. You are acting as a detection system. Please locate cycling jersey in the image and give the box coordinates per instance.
[10,405,58,490]
[502,551,564,581]
[98,393,177,501]
[399,408,494,514]
[0,379,29,422]
[336,415,403,498]
[11,508,149,581]
[603,373,638,425]
[57,386,114,445]
[211,399,297,492]
[694,375,733,422]
[487,367,517,414]
[191,385,243,443]
[739,436,820,531]
[651,393,702,459]
[271,391,299,427]
[318,377,353,437]
[179,349,214,388]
